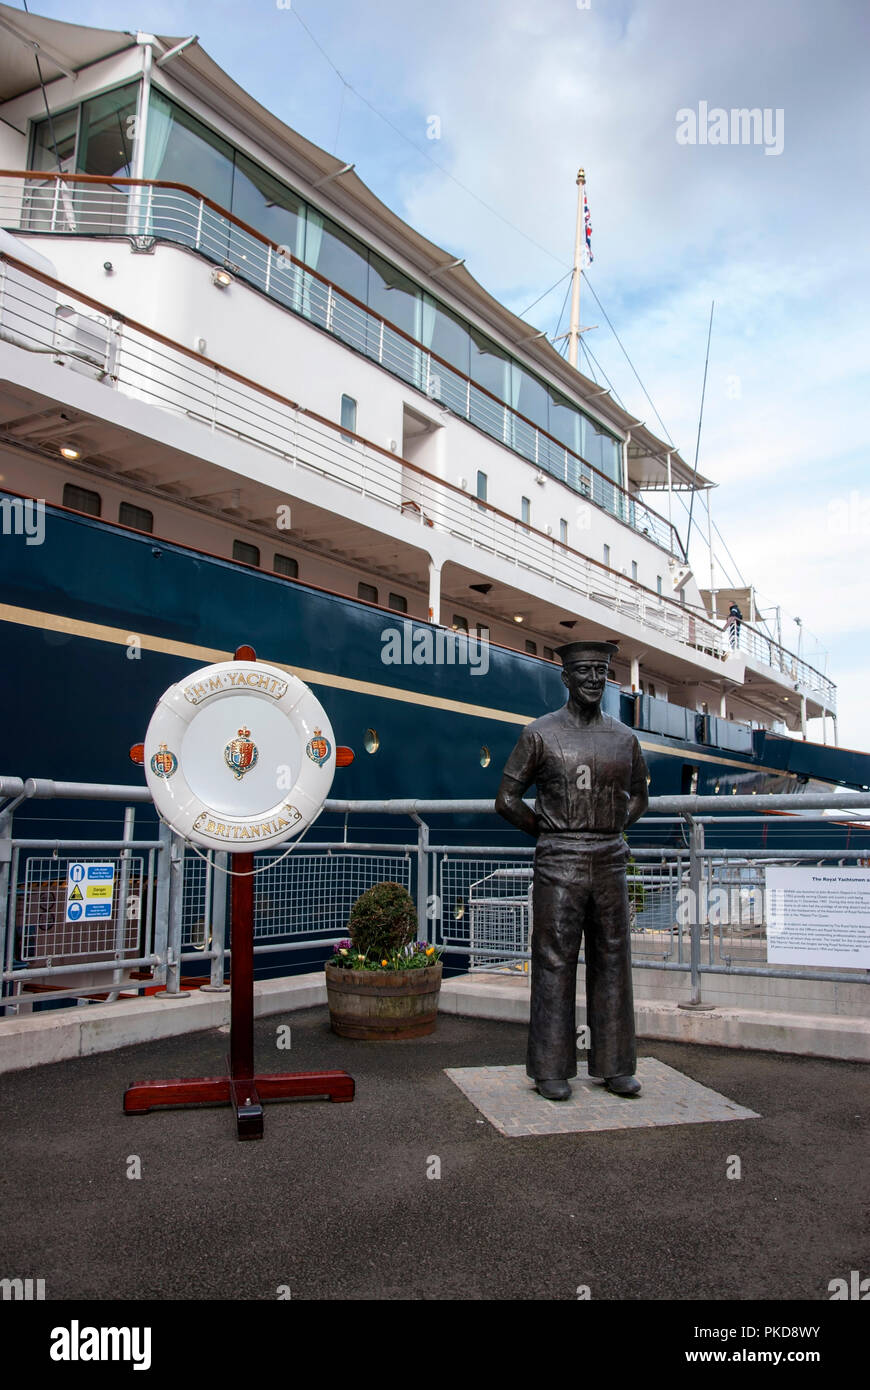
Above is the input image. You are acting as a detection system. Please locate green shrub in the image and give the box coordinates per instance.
[348,881,418,959]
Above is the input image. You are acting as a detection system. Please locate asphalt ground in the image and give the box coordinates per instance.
[0,1009,867,1308]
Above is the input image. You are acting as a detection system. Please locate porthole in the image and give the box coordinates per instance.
[364,728,379,754]
[480,746,491,768]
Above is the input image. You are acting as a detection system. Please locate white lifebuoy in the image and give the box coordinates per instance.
[143,660,336,852]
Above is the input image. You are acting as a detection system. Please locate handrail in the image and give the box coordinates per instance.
[0,169,684,556]
[0,244,838,707]
[0,247,721,654]
[0,243,837,707]
[728,618,832,702]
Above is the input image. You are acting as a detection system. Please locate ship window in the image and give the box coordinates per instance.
[75,85,139,179]
[30,83,139,181]
[62,483,100,516]
[559,518,568,544]
[340,394,357,442]
[230,152,303,266]
[358,582,378,604]
[548,387,581,455]
[603,544,611,567]
[119,501,153,533]
[305,210,369,304]
[476,624,490,642]
[469,325,511,398]
[364,728,379,754]
[452,614,469,632]
[521,497,531,529]
[476,471,487,503]
[273,553,298,578]
[367,252,420,339]
[648,683,656,697]
[30,106,78,174]
[426,297,470,375]
[469,326,511,434]
[524,640,537,655]
[631,561,638,582]
[543,646,556,661]
[480,746,491,768]
[233,540,260,567]
[512,365,549,430]
[657,575,663,596]
[388,593,407,613]
[147,90,234,210]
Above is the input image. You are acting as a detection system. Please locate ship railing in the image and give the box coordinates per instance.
[0,249,729,662]
[1,783,868,1013]
[0,170,682,556]
[727,618,834,707]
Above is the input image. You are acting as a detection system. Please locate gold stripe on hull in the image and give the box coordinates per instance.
[0,602,795,777]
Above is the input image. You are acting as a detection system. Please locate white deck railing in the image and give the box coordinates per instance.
[0,247,836,710]
[0,172,680,553]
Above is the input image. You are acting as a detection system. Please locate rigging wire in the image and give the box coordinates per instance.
[520,269,572,319]
[22,0,64,175]
[581,272,676,445]
[290,6,570,269]
[686,300,715,545]
[550,274,573,345]
[580,338,627,410]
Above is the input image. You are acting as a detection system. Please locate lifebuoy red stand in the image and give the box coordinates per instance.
[124,646,355,1139]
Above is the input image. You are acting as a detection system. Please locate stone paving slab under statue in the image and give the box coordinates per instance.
[444,1057,759,1136]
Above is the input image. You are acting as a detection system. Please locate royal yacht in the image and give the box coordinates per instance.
[0,4,866,852]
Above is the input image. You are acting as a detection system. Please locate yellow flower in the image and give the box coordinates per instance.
[381,959,388,966]
[426,946,435,956]
[338,948,348,956]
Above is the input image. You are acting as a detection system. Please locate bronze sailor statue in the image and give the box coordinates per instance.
[496,641,648,1101]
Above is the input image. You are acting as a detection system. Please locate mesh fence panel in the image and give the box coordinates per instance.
[18,855,144,961]
[250,850,414,940]
[182,851,212,950]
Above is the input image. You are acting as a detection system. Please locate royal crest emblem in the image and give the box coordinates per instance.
[150,743,178,779]
[224,726,259,779]
[305,728,332,768]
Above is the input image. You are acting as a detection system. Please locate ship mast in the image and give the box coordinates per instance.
[567,167,586,369]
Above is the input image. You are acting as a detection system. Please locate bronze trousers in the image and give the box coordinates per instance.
[527,833,636,1081]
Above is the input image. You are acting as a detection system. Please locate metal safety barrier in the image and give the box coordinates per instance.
[1,778,868,1013]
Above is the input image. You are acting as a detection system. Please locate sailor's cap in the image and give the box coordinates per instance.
[556,640,619,667]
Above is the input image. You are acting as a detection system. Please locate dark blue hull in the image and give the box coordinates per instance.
[2,499,868,856]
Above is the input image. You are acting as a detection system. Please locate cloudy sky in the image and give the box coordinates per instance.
[21,0,870,747]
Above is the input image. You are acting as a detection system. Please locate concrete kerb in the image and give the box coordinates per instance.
[0,971,868,1074]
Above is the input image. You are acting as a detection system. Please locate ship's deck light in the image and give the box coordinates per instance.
[60,446,80,460]
[211,268,234,288]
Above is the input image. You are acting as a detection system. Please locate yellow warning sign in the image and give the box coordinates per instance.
[69,884,83,902]
[86,885,113,900]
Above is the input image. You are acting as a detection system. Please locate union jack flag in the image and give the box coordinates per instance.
[584,191,594,265]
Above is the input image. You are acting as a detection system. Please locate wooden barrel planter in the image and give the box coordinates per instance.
[325,962,443,1039]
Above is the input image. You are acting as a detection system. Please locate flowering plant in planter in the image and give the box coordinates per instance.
[327,880,442,971]
[324,881,444,1040]
[329,938,441,970]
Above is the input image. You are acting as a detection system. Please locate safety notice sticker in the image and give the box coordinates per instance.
[66,862,115,922]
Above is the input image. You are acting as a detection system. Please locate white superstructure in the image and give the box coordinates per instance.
[0,5,836,739]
